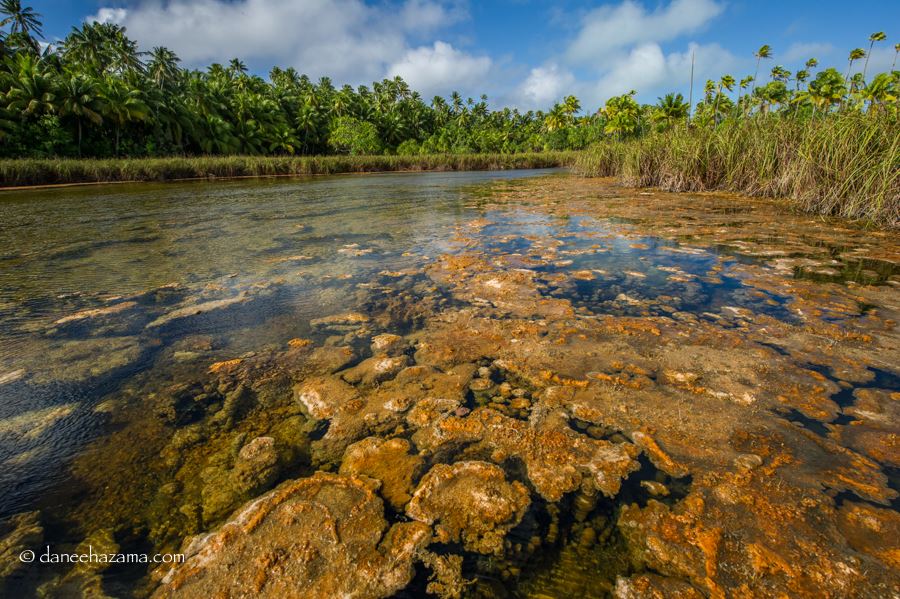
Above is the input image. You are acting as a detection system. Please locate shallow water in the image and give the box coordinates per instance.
[0,169,554,514]
[0,171,898,598]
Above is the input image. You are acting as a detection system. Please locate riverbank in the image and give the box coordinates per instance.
[0,152,576,188]
[574,113,900,227]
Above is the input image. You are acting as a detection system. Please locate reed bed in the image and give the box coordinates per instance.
[575,113,900,227]
[0,152,576,188]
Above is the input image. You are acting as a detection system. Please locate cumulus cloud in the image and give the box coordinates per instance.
[584,41,741,107]
[387,41,492,99]
[566,0,724,64]
[89,0,465,87]
[783,42,834,63]
[517,64,576,109]
[503,0,739,108]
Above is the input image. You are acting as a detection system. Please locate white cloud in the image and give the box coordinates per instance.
[783,42,833,63]
[848,45,898,78]
[89,0,463,86]
[517,64,576,109]
[387,41,492,99]
[566,0,724,64]
[576,42,742,108]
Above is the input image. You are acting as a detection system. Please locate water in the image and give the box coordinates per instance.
[0,170,552,515]
[0,170,897,598]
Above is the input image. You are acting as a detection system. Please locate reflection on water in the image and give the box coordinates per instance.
[0,170,898,598]
[0,170,554,514]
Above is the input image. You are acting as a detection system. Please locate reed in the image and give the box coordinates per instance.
[0,152,577,188]
[575,113,900,227]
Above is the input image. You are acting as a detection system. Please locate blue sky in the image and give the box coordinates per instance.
[29,0,900,110]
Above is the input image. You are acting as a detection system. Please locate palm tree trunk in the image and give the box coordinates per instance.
[862,41,874,83]
[115,126,120,155]
[713,86,720,127]
[752,58,760,93]
[77,119,82,157]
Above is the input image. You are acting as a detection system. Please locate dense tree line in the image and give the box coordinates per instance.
[1,1,897,159]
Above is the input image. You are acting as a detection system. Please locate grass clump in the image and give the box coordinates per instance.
[0,152,577,188]
[575,113,900,227]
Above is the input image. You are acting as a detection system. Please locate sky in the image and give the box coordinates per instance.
[28,0,900,110]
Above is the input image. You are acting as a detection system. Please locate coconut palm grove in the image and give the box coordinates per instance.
[0,1,897,160]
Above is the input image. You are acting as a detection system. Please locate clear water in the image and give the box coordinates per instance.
[1,170,896,598]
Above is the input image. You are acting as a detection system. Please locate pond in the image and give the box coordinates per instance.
[0,170,898,598]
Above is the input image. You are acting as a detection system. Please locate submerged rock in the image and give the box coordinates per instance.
[339,437,423,510]
[414,408,641,501]
[0,511,43,580]
[407,460,530,554]
[153,472,430,599]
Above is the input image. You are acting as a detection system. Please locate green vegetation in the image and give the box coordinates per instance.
[0,152,575,186]
[574,113,899,226]
[0,4,607,159]
[0,3,898,225]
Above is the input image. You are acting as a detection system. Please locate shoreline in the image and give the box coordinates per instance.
[0,166,569,192]
[0,152,576,190]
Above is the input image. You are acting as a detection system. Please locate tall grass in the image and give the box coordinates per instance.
[0,152,576,188]
[575,113,900,227]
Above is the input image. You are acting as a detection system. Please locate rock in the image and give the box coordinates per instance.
[420,551,468,599]
[340,355,410,386]
[53,300,139,327]
[146,292,254,329]
[30,336,145,385]
[0,511,43,579]
[339,437,423,510]
[371,333,406,355]
[294,376,359,420]
[614,573,704,598]
[630,431,690,478]
[199,436,282,525]
[413,408,640,501]
[153,472,430,599]
[0,404,77,442]
[309,312,370,330]
[836,501,900,569]
[640,480,670,497]
[39,528,119,598]
[733,453,763,471]
[233,436,280,492]
[407,461,530,554]
[0,369,26,386]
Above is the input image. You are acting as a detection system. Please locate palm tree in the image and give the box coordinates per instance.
[713,74,734,122]
[752,44,772,92]
[0,0,41,39]
[846,48,866,83]
[147,46,180,89]
[737,76,753,115]
[544,104,566,132]
[770,65,791,83]
[562,95,580,118]
[892,43,900,72]
[805,58,818,71]
[651,92,689,129]
[859,73,897,113]
[56,73,104,156]
[100,77,149,154]
[2,53,55,117]
[862,32,886,83]
[807,68,847,116]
